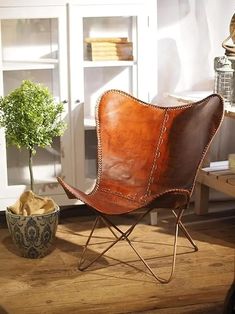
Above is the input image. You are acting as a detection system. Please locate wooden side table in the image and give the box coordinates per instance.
[167,91,235,215]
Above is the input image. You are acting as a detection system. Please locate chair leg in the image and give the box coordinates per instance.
[100,216,119,240]
[78,216,100,269]
[78,208,197,283]
[172,210,198,251]
[124,220,179,284]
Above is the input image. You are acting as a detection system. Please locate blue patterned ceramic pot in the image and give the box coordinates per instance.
[5,206,60,258]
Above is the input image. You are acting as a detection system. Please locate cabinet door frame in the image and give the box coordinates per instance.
[0,5,77,209]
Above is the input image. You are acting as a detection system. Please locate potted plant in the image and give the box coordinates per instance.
[0,80,67,258]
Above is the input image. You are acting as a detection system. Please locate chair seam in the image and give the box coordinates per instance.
[99,187,144,205]
[144,109,169,199]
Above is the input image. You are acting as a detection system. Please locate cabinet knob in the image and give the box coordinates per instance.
[62,100,68,104]
[75,99,80,104]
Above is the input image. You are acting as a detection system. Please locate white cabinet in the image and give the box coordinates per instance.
[0,0,157,210]
[0,3,77,209]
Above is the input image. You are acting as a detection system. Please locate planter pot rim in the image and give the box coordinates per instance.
[6,204,60,218]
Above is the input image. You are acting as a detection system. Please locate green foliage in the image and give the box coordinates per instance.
[0,80,66,154]
[0,80,67,192]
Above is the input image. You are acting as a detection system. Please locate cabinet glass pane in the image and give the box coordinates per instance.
[7,139,61,186]
[3,69,59,96]
[83,16,136,61]
[1,19,58,61]
[84,66,133,120]
[1,18,62,187]
[82,16,137,183]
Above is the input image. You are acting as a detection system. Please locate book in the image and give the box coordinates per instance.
[88,51,133,58]
[85,38,133,61]
[87,46,132,53]
[87,47,132,56]
[86,41,133,61]
[89,55,133,61]
[85,37,128,43]
[87,43,133,54]
[87,42,133,48]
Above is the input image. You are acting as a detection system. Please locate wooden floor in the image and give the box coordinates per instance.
[0,204,234,314]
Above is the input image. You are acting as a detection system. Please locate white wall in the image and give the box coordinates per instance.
[155,0,235,161]
[155,0,235,98]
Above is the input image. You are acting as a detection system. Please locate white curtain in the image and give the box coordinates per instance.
[154,0,235,161]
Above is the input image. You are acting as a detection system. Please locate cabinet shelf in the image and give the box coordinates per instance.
[3,59,58,71]
[84,117,96,129]
[83,60,136,68]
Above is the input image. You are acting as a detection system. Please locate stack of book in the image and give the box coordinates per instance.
[85,37,133,61]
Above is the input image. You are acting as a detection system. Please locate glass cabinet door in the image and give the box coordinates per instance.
[0,6,72,208]
[83,15,138,125]
[69,2,157,192]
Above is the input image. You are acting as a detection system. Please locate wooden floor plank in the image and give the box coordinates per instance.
[0,209,234,314]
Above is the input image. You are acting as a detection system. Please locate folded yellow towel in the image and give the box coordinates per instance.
[8,190,57,216]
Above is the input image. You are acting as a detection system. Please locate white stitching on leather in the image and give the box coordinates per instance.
[145,110,169,197]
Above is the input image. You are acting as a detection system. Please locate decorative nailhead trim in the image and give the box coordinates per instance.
[101,89,224,111]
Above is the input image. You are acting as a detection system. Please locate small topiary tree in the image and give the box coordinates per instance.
[0,80,67,192]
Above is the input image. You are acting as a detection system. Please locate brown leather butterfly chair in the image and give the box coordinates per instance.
[58,90,224,283]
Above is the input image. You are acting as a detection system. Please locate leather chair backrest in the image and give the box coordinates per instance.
[96,90,224,204]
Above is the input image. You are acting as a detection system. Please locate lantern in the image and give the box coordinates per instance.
[214,56,234,106]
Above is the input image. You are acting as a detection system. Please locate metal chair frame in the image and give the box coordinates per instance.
[78,207,198,283]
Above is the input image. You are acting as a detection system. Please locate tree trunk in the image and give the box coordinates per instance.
[29,149,34,192]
